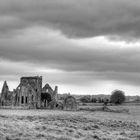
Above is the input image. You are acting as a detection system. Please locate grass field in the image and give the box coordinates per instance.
[0,105,140,140]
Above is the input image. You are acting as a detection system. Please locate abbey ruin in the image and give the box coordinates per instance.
[0,76,58,109]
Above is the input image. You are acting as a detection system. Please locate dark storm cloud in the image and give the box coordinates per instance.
[1,0,140,89]
[0,29,139,73]
[0,0,140,39]
[0,27,140,86]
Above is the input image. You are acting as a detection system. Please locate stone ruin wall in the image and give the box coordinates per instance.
[0,76,59,109]
[0,76,78,111]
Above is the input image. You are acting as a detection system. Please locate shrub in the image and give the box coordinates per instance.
[110,90,125,105]
[135,96,140,102]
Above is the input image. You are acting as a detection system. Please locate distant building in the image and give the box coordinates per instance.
[0,76,58,109]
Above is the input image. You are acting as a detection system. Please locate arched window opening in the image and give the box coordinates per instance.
[26,96,28,104]
[21,96,24,104]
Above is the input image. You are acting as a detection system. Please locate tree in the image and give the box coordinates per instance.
[80,96,91,103]
[110,90,125,105]
[91,98,97,103]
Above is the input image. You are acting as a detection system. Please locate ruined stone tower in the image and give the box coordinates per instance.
[20,76,42,108]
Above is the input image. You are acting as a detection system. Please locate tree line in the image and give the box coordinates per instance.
[80,90,125,105]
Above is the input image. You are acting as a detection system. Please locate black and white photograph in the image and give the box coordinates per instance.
[0,0,140,139]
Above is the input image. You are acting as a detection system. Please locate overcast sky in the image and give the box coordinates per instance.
[0,0,140,95]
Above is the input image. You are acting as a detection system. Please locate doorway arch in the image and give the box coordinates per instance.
[41,92,52,108]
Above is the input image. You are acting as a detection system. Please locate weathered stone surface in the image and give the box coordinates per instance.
[41,84,58,109]
[56,101,64,110]
[63,96,77,111]
[0,81,12,106]
[0,76,58,109]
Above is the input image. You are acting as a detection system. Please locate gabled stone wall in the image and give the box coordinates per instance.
[0,81,12,106]
[0,76,58,109]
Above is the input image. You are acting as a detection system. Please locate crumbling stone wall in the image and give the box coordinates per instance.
[13,83,36,108]
[0,81,13,106]
[0,76,58,109]
[63,96,77,111]
[21,76,42,108]
[41,84,58,109]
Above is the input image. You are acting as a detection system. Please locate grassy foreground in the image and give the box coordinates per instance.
[0,106,140,140]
